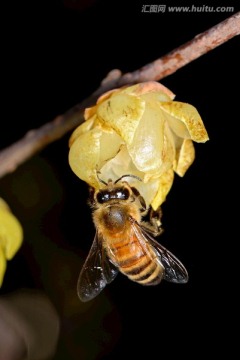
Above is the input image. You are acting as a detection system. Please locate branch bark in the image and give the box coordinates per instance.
[0,12,239,179]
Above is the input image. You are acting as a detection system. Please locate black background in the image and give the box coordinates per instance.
[0,1,239,359]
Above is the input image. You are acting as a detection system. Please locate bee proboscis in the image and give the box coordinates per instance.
[77,176,188,302]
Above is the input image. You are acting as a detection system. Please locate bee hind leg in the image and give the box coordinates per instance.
[142,206,164,237]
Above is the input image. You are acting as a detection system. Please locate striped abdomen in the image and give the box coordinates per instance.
[106,234,164,285]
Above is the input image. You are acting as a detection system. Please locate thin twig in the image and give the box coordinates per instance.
[117,11,240,84]
[0,12,239,179]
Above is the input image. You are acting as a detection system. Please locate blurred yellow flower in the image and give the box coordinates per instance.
[69,81,209,209]
[0,198,23,286]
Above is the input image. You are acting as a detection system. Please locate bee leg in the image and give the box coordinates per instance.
[88,186,96,207]
[149,207,163,236]
[131,187,163,237]
[131,187,148,216]
[141,206,163,237]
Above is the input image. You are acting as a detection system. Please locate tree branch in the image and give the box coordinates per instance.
[117,11,240,85]
[0,12,239,179]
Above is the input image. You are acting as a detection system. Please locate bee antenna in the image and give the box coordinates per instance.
[96,171,108,186]
[115,174,142,184]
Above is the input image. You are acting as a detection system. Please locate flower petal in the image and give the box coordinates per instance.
[69,126,123,188]
[97,93,145,144]
[159,102,209,142]
[174,139,195,177]
[151,169,175,210]
[100,145,144,183]
[100,149,161,209]
[128,104,171,175]
[0,198,10,211]
[84,106,98,120]
[69,116,96,147]
[137,121,175,182]
[0,246,7,286]
[98,131,124,170]
[140,92,173,103]
[69,128,102,188]
[122,81,175,99]
[162,121,176,172]
[0,206,23,260]
[96,88,121,104]
[134,178,161,209]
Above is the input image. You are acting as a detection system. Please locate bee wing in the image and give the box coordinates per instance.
[77,231,118,302]
[130,218,188,284]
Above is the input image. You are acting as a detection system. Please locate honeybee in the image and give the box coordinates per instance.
[77,175,188,302]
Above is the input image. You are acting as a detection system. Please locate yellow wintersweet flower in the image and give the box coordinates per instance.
[0,198,23,286]
[69,81,208,209]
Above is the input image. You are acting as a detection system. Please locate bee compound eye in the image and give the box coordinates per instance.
[120,188,130,200]
[96,191,109,204]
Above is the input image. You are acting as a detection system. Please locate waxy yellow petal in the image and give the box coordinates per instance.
[0,247,6,286]
[96,88,121,104]
[174,139,195,177]
[128,104,165,174]
[98,131,124,170]
[161,121,176,173]
[84,106,98,120]
[140,92,173,104]
[134,178,161,208]
[0,198,10,211]
[122,81,175,99]
[0,246,7,287]
[0,199,23,286]
[159,102,209,142]
[151,169,175,210]
[0,205,23,260]
[100,145,144,184]
[69,116,96,146]
[69,128,102,188]
[69,127,123,188]
[97,93,145,144]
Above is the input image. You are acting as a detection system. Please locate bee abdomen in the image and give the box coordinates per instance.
[108,240,164,286]
[124,257,164,285]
